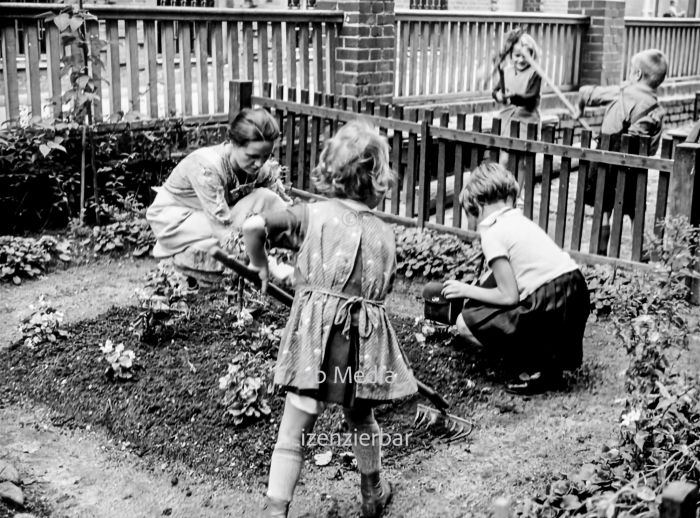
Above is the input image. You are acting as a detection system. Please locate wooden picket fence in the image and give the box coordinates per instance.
[228,80,700,275]
[624,17,700,83]
[394,10,588,101]
[0,3,342,123]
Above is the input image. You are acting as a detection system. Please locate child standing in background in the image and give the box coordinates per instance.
[243,121,417,518]
[492,32,542,136]
[576,48,668,254]
[442,162,590,394]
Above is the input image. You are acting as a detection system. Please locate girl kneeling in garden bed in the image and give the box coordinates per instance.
[442,162,590,395]
[242,120,416,518]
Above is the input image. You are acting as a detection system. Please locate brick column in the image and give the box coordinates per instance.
[322,0,396,102]
[569,0,625,86]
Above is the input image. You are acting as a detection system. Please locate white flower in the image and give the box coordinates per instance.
[620,408,641,428]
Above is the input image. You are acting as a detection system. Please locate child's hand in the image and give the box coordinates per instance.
[441,280,470,299]
[494,91,505,103]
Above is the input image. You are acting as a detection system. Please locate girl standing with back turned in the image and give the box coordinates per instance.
[243,120,417,517]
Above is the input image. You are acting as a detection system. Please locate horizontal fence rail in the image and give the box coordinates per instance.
[394,10,588,101]
[236,81,688,267]
[0,3,342,124]
[624,17,700,82]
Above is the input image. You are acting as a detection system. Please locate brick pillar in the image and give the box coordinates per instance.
[523,0,543,11]
[568,0,625,86]
[327,0,396,102]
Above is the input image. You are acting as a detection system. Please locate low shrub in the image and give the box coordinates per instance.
[88,218,155,257]
[516,314,698,518]
[393,225,482,281]
[19,296,69,348]
[584,216,699,324]
[0,119,226,234]
[131,261,191,343]
[0,235,72,285]
[219,351,273,426]
[99,339,138,381]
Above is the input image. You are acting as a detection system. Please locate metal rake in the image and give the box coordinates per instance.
[209,247,475,443]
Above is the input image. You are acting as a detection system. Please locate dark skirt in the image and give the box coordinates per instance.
[282,324,376,410]
[461,269,590,376]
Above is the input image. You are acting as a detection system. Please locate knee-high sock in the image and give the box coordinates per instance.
[267,400,317,502]
[343,406,381,475]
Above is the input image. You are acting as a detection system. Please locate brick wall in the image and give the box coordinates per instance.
[568,0,626,86]
[327,0,396,101]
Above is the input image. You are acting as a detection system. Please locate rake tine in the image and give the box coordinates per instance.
[413,406,427,428]
[413,404,474,443]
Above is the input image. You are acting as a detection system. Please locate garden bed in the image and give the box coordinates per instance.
[0,290,524,491]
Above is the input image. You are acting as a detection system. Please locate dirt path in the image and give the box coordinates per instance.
[1,260,625,517]
[0,406,259,518]
[0,257,156,350]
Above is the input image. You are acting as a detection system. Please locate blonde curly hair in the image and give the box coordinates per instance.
[311,120,395,204]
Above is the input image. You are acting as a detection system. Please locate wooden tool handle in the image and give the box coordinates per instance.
[209,247,294,307]
[519,50,592,132]
[415,379,450,411]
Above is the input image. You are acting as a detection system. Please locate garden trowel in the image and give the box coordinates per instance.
[209,246,474,443]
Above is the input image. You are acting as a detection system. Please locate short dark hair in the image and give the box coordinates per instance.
[632,49,668,89]
[459,161,519,217]
[228,107,280,146]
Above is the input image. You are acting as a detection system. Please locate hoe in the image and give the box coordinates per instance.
[209,246,474,443]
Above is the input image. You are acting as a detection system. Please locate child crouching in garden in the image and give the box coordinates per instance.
[242,120,417,517]
[442,162,590,394]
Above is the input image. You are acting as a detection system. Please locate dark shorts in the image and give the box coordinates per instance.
[584,168,638,217]
[461,269,590,375]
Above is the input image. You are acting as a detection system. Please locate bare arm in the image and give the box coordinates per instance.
[442,257,519,306]
[241,215,269,293]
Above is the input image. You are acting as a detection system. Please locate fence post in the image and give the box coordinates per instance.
[228,80,253,123]
[668,143,700,304]
[660,482,698,518]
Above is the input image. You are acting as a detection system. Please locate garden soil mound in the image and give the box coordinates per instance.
[0,293,513,491]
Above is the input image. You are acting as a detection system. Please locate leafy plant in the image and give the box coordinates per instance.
[131,261,191,342]
[219,352,273,426]
[645,215,700,300]
[514,313,698,517]
[0,125,77,232]
[88,218,155,257]
[99,339,138,380]
[394,225,482,281]
[0,120,219,234]
[19,296,69,348]
[49,7,103,122]
[583,217,699,323]
[0,235,72,284]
